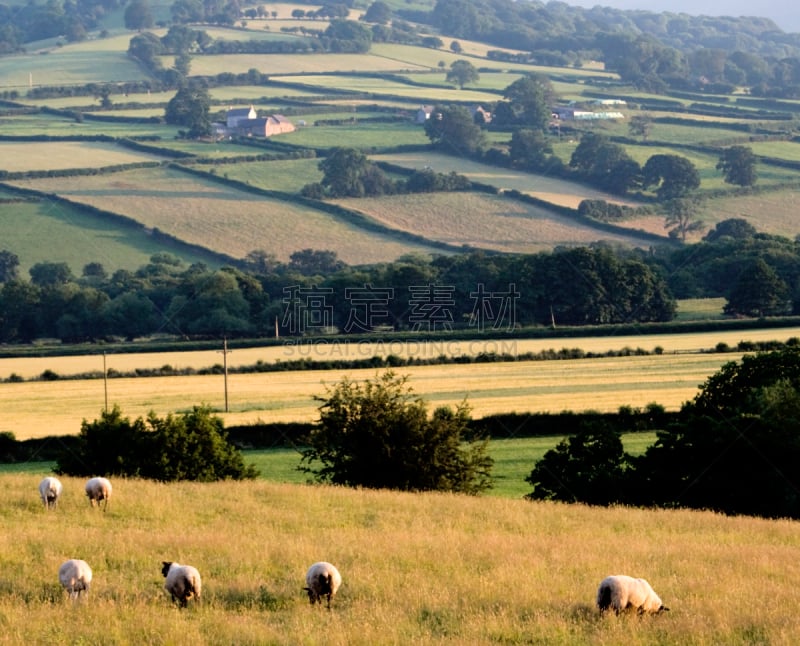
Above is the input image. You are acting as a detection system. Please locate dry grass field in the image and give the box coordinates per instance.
[0,141,162,172]
[6,166,444,264]
[333,192,659,252]
[3,326,800,440]
[2,475,799,644]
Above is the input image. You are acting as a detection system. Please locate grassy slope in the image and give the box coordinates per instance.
[2,474,799,644]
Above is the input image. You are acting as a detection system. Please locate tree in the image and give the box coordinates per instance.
[502,74,555,130]
[642,154,700,200]
[323,19,372,53]
[724,258,791,317]
[164,81,211,138]
[717,145,757,187]
[703,218,757,242]
[318,147,392,197]
[0,250,19,283]
[124,0,154,31]
[362,1,391,24]
[446,59,479,89]
[663,198,705,241]
[449,40,462,53]
[508,129,552,170]
[301,371,493,493]
[424,104,486,156]
[525,421,630,505]
[636,348,800,518]
[29,262,73,286]
[628,114,653,141]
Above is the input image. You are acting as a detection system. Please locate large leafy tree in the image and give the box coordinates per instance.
[446,59,479,89]
[499,74,554,130]
[424,104,486,156]
[642,153,700,200]
[317,147,392,197]
[124,0,154,30]
[723,258,791,317]
[635,348,800,518]
[301,371,493,493]
[164,81,211,137]
[717,145,757,187]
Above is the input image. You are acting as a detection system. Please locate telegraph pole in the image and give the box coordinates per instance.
[219,337,231,412]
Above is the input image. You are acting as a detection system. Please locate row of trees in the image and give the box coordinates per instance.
[0,244,676,343]
[526,347,800,519]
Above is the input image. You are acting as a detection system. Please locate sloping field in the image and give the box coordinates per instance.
[698,189,800,238]
[6,166,447,264]
[271,74,501,103]
[186,52,431,77]
[333,192,661,252]
[374,151,648,210]
[0,197,219,276]
[0,141,163,172]
[0,49,148,90]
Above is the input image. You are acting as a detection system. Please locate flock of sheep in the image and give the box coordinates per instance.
[40,475,668,615]
[39,476,344,609]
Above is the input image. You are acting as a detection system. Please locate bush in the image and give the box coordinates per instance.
[55,405,258,481]
[301,371,493,493]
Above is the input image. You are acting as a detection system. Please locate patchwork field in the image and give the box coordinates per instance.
[334,192,661,252]
[0,141,162,172]
[6,166,445,264]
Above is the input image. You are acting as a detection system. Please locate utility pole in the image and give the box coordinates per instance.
[218,337,231,412]
[103,351,108,412]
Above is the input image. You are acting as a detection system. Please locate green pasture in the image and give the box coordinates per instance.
[0,198,218,276]
[282,121,430,149]
[0,432,659,500]
[674,297,726,321]
[0,111,178,139]
[272,73,501,104]
[0,50,147,91]
[217,157,321,191]
[0,140,163,172]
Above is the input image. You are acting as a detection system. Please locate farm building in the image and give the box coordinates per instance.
[552,107,624,121]
[219,107,296,137]
[415,105,435,123]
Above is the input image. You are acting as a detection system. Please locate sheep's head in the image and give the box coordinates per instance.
[161,562,174,578]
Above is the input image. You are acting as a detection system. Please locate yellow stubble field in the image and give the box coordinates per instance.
[3,326,800,440]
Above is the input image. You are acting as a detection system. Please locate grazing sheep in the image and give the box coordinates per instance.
[85,477,112,511]
[304,562,342,609]
[161,562,202,607]
[58,559,92,600]
[597,575,669,615]
[38,476,63,509]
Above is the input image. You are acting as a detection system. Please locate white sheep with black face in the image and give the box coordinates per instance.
[304,562,342,609]
[161,561,202,607]
[85,477,112,511]
[39,476,63,509]
[597,575,669,615]
[59,559,92,600]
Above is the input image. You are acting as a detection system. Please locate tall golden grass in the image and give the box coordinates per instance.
[3,474,799,644]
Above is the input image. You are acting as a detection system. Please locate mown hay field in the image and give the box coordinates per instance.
[0,141,162,172]
[698,190,800,239]
[6,166,444,264]
[4,326,800,440]
[2,475,799,645]
[333,192,659,252]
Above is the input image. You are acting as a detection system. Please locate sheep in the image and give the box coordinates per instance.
[161,561,202,607]
[85,477,112,511]
[597,575,669,615]
[58,559,92,600]
[38,476,63,509]
[304,562,342,609]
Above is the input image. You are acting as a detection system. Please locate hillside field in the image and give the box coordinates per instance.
[2,474,799,644]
